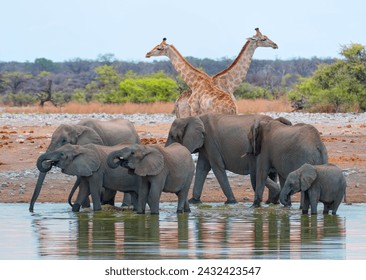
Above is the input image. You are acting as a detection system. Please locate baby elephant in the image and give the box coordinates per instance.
[107,143,195,214]
[36,143,140,212]
[280,163,346,215]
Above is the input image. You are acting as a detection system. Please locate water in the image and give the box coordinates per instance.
[0,202,365,260]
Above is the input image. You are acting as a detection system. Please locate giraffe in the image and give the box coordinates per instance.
[212,28,278,95]
[146,38,237,116]
[174,28,278,117]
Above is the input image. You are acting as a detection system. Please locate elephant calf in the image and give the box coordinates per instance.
[280,163,347,215]
[36,143,140,212]
[108,143,195,214]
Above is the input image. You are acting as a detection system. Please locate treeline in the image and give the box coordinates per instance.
[0,54,335,107]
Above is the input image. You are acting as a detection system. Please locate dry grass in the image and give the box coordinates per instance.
[2,101,176,114]
[1,98,292,115]
[237,98,292,113]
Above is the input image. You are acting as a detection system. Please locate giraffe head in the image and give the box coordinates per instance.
[247,28,278,49]
[146,38,169,58]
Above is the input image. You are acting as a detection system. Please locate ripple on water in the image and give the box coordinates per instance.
[0,202,365,259]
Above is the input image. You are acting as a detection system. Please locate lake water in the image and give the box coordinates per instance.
[0,202,365,260]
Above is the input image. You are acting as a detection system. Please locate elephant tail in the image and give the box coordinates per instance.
[68,177,81,207]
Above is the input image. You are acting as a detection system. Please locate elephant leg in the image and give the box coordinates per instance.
[73,179,90,212]
[89,176,103,211]
[130,192,139,211]
[302,192,310,214]
[137,182,150,214]
[184,199,191,213]
[253,171,268,207]
[121,193,132,207]
[101,188,116,206]
[331,203,338,215]
[211,165,237,204]
[309,191,319,215]
[148,182,163,215]
[190,154,211,204]
[323,203,330,215]
[310,201,318,215]
[177,187,190,213]
[265,176,280,204]
[332,199,342,215]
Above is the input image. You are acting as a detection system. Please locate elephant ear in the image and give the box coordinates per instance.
[63,145,100,177]
[74,125,104,145]
[250,119,264,156]
[300,164,317,191]
[182,117,205,153]
[135,146,164,177]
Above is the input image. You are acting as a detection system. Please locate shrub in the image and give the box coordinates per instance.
[2,92,37,106]
[288,43,366,112]
[234,82,273,99]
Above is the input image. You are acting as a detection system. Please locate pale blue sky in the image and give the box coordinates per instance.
[1,0,365,62]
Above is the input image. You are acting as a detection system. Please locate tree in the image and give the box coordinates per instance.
[65,58,91,74]
[289,43,366,112]
[2,71,33,94]
[97,53,117,65]
[89,70,179,103]
[34,58,56,73]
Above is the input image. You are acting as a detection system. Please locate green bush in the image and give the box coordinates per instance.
[94,70,179,103]
[71,89,87,103]
[2,92,37,106]
[234,82,273,99]
[289,43,366,112]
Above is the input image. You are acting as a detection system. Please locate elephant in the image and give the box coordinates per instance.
[29,118,140,212]
[165,113,282,205]
[247,118,328,207]
[107,143,195,214]
[280,163,347,215]
[36,143,141,212]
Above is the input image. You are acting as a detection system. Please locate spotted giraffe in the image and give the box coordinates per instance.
[174,28,278,117]
[146,38,237,116]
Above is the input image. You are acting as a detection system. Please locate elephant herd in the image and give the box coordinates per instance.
[29,113,347,215]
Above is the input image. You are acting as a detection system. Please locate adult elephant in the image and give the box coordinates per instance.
[247,119,328,207]
[29,118,140,212]
[165,113,282,204]
[36,143,140,212]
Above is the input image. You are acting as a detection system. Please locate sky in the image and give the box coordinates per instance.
[1,0,365,62]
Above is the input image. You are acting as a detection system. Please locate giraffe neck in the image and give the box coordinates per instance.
[166,45,210,89]
[212,40,257,94]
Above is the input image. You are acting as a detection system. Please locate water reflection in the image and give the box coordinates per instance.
[0,203,360,259]
[28,203,347,259]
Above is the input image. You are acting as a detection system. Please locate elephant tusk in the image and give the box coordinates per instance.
[241,153,247,158]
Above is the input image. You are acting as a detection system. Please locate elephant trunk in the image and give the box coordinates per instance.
[36,151,59,173]
[107,150,127,169]
[280,187,292,206]
[29,171,47,212]
[30,151,61,212]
